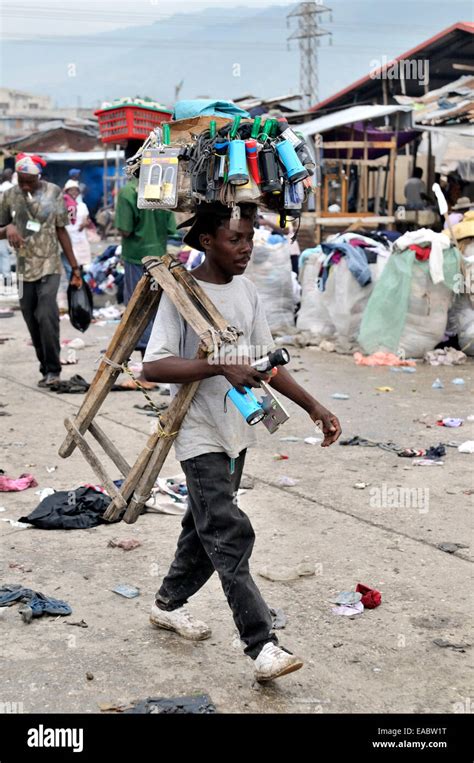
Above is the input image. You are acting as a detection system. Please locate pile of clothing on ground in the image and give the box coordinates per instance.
[297,229,394,351]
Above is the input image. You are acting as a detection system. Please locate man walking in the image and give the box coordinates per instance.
[0,153,82,386]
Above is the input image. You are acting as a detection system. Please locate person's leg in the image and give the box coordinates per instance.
[19,279,46,377]
[36,274,61,378]
[155,501,215,610]
[168,450,277,659]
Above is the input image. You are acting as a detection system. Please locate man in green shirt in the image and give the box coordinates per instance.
[115,176,176,387]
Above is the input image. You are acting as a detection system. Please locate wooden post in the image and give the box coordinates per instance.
[58,273,160,458]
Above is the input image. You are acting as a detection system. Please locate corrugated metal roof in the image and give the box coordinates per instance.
[295,104,413,137]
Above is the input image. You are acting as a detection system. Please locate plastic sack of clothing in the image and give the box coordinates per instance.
[359,247,461,358]
[67,278,93,332]
[245,232,295,333]
[296,248,335,340]
[448,247,474,355]
[296,244,388,350]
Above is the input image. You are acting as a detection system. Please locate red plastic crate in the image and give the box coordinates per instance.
[95,105,172,144]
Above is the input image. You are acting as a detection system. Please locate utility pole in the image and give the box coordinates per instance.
[287,2,332,108]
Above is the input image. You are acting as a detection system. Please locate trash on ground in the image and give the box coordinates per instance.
[65,619,88,628]
[332,602,364,617]
[413,458,444,466]
[356,583,382,609]
[437,418,463,427]
[329,591,363,606]
[122,694,216,714]
[9,562,32,573]
[45,465,57,473]
[437,542,469,554]
[375,386,393,392]
[273,453,289,460]
[276,476,298,487]
[424,348,466,366]
[353,351,416,367]
[398,444,446,460]
[458,441,474,454]
[0,584,71,622]
[269,606,287,629]
[432,378,444,389]
[107,538,142,551]
[304,437,322,445]
[331,392,350,400]
[279,436,300,442]
[257,561,315,582]
[353,482,369,489]
[0,518,31,529]
[50,374,90,394]
[452,378,465,385]
[0,473,38,492]
[432,638,470,652]
[18,486,113,529]
[112,584,140,599]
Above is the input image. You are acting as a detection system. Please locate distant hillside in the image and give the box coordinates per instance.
[2,1,472,108]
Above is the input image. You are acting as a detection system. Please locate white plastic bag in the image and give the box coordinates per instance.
[246,236,295,333]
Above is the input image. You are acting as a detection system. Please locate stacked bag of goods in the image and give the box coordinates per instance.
[448,214,474,355]
[296,231,392,352]
[245,227,295,334]
[358,229,462,358]
[125,104,316,229]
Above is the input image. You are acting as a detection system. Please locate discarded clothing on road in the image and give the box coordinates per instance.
[19,486,114,529]
[123,694,216,714]
[48,374,90,394]
[0,473,38,492]
[0,583,72,623]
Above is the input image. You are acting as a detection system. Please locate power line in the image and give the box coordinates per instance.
[287,2,332,107]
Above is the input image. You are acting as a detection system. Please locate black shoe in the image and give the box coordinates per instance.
[37,376,48,388]
[44,373,61,387]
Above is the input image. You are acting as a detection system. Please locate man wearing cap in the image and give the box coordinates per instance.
[0,153,82,386]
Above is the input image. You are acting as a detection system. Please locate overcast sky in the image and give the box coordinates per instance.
[2,0,294,37]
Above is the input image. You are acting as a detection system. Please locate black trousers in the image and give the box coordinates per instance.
[19,274,61,377]
[156,450,277,659]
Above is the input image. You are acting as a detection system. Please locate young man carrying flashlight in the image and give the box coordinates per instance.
[143,202,341,682]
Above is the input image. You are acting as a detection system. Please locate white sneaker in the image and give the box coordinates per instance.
[150,603,211,641]
[254,643,303,682]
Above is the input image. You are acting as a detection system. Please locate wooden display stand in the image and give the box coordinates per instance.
[58,254,240,524]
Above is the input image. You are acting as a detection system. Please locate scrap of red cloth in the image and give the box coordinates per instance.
[408,244,431,261]
[356,582,382,608]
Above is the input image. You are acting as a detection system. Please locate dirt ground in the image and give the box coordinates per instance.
[0,304,472,715]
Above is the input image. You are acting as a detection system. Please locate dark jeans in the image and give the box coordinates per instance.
[19,274,61,377]
[156,450,277,659]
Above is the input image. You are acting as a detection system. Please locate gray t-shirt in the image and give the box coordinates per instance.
[144,275,274,461]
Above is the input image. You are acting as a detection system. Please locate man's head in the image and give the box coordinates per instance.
[15,153,45,193]
[68,168,81,179]
[183,203,257,277]
[1,168,13,183]
[413,167,423,179]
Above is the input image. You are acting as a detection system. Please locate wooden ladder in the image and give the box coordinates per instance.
[58,254,239,524]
